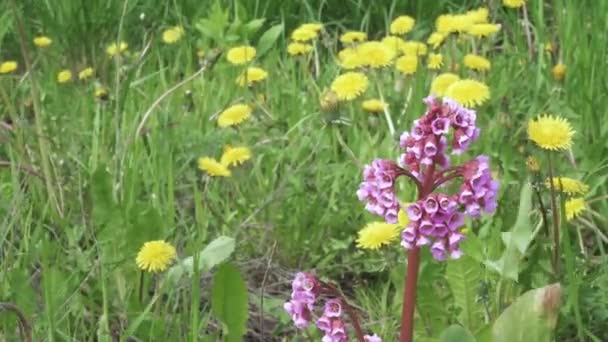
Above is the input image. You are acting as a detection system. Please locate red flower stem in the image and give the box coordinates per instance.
[400,164,436,342]
[432,172,463,192]
[397,168,423,193]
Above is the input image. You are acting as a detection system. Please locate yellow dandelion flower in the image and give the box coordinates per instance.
[320,90,339,112]
[565,198,586,221]
[381,36,406,55]
[430,73,460,96]
[356,222,400,250]
[291,27,318,42]
[390,16,415,35]
[94,87,109,101]
[235,67,268,86]
[106,41,128,57]
[427,32,447,49]
[226,45,256,65]
[427,53,443,69]
[57,69,73,83]
[340,31,367,44]
[466,7,489,23]
[436,14,473,34]
[78,67,95,80]
[287,42,313,56]
[198,157,231,177]
[545,177,589,195]
[526,156,540,172]
[464,54,491,71]
[445,79,490,107]
[357,41,395,68]
[467,23,501,38]
[136,240,177,273]
[330,72,369,101]
[527,115,574,151]
[300,23,323,32]
[552,63,566,81]
[402,41,427,56]
[162,25,185,44]
[197,49,206,58]
[337,48,364,69]
[395,55,418,75]
[217,104,252,128]
[220,146,252,167]
[0,61,18,74]
[362,99,388,113]
[33,36,52,48]
[503,0,525,8]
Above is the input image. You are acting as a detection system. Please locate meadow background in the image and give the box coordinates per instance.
[1,0,607,341]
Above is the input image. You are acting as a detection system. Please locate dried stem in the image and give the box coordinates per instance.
[0,302,32,342]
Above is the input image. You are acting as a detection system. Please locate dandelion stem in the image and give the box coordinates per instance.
[546,152,560,276]
[138,271,145,303]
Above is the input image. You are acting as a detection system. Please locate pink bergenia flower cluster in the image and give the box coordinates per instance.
[284,272,319,328]
[316,299,348,342]
[284,273,383,341]
[358,96,499,261]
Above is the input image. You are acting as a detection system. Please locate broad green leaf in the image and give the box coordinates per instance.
[165,236,235,285]
[256,24,283,57]
[242,18,265,35]
[439,325,476,342]
[446,256,483,332]
[485,183,533,281]
[492,283,561,342]
[417,261,449,335]
[211,263,248,342]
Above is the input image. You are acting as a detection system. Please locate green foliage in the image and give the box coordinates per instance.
[211,263,249,342]
[166,236,235,284]
[492,284,562,342]
[439,325,476,342]
[446,256,484,332]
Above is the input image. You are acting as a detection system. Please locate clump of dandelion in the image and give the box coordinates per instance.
[291,27,318,42]
[527,115,574,151]
[381,36,406,55]
[226,45,256,65]
[427,53,443,69]
[464,54,491,71]
[503,0,525,8]
[78,67,95,80]
[445,79,490,107]
[390,15,415,35]
[57,69,73,83]
[235,67,268,87]
[427,32,447,49]
[466,7,489,23]
[337,47,364,69]
[545,177,589,195]
[162,25,184,44]
[287,42,312,56]
[467,23,501,38]
[565,197,586,221]
[395,55,417,75]
[217,104,252,128]
[0,61,18,74]
[552,63,566,81]
[402,41,427,56]
[95,87,109,101]
[430,73,460,96]
[299,23,323,32]
[34,36,52,48]
[220,146,252,167]
[357,41,395,68]
[106,41,128,57]
[436,14,474,34]
[136,240,177,273]
[362,99,388,114]
[356,222,400,250]
[330,72,369,101]
[340,31,367,44]
[198,157,231,177]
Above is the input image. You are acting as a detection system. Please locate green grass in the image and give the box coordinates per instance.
[1,0,608,341]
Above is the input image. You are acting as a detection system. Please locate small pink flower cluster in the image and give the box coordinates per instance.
[284,273,382,341]
[357,160,401,223]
